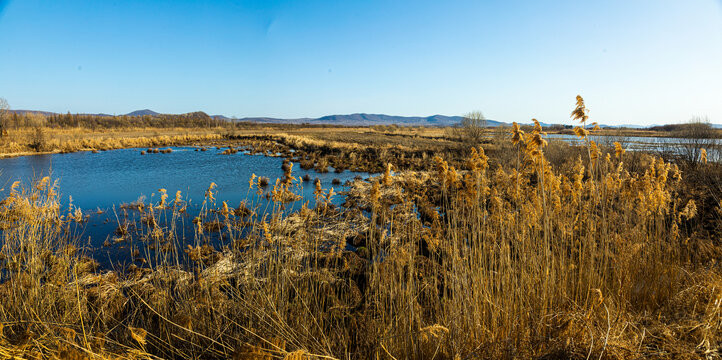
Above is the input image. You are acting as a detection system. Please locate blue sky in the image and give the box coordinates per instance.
[0,0,720,125]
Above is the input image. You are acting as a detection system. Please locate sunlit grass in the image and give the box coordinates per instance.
[0,97,721,359]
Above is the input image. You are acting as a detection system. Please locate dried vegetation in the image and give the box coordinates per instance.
[1,97,721,359]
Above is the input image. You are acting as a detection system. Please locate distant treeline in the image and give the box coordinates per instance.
[648,122,715,133]
[1,111,229,129]
[0,111,371,130]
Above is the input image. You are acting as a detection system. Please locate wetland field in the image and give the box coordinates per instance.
[1,103,722,359]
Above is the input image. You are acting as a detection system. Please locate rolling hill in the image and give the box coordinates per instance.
[237,113,507,127]
[125,109,160,117]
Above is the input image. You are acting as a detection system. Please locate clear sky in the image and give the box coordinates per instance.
[0,0,720,125]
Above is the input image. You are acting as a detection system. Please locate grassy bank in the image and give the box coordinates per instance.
[0,127,226,158]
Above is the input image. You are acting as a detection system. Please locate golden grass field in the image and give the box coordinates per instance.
[2,120,710,159]
[1,100,722,359]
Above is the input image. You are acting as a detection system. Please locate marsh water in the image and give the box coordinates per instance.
[547,134,720,160]
[0,146,367,267]
[0,135,717,267]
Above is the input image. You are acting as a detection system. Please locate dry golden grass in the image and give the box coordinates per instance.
[1,97,721,359]
[0,127,224,157]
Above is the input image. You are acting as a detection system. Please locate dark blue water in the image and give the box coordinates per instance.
[0,147,360,210]
[0,147,366,267]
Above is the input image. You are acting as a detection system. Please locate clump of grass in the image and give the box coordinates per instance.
[314,158,329,173]
[258,176,269,187]
[221,146,239,155]
[233,201,252,217]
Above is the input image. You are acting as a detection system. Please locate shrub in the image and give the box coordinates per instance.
[29,126,47,151]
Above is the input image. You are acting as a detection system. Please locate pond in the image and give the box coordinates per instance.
[0,146,367,267]
[547,134,720,161]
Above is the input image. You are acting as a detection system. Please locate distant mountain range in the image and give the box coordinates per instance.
[235,113,507,127]
[8,109,505,127]
[7,109,721,129]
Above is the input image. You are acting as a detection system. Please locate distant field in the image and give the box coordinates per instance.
[1,121,718,159]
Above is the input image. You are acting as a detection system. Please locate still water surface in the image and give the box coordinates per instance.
[0,146,366,267]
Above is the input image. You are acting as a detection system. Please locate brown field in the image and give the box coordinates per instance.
[2,122,718,159]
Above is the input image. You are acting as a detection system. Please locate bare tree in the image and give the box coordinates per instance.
[456,111,487,145]
[675,116,719,164]
[0,98,9,136]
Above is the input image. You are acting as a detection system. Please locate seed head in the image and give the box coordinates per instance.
[614,142,625,158]
[571,95,589,123]
[510,122,525,145]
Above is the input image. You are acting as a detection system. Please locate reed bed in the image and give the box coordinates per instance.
[0,127,223,156]
[1,97,721,359]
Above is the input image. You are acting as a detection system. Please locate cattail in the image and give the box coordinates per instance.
[571,94,589,123]
[419,324,450,344]
[446,166,460,188]
[532,118,543,133]
[195,217,203,235]
[73,207,83,223]
[589,141,600,164]
[510,122,525,145]
[36,176,50,190]
[282,161,295,185]
[614,142,625,158]
[573,126,588,140]
[572,156,584,192]
[284,350,310,360]
[433,156,449,186]
[129,327,147,347]
[681,199,697,219]
[271,179,281,202]
[158,188,167,208]
[522,119,548,163]
[527,133,547,150]
[10,181,20,193]
[205,182,217,203]
[312,178,320,194]
[370,181,381,208]
[263,221,272,243]
[467,147,488,173]
[383,163,393,186]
